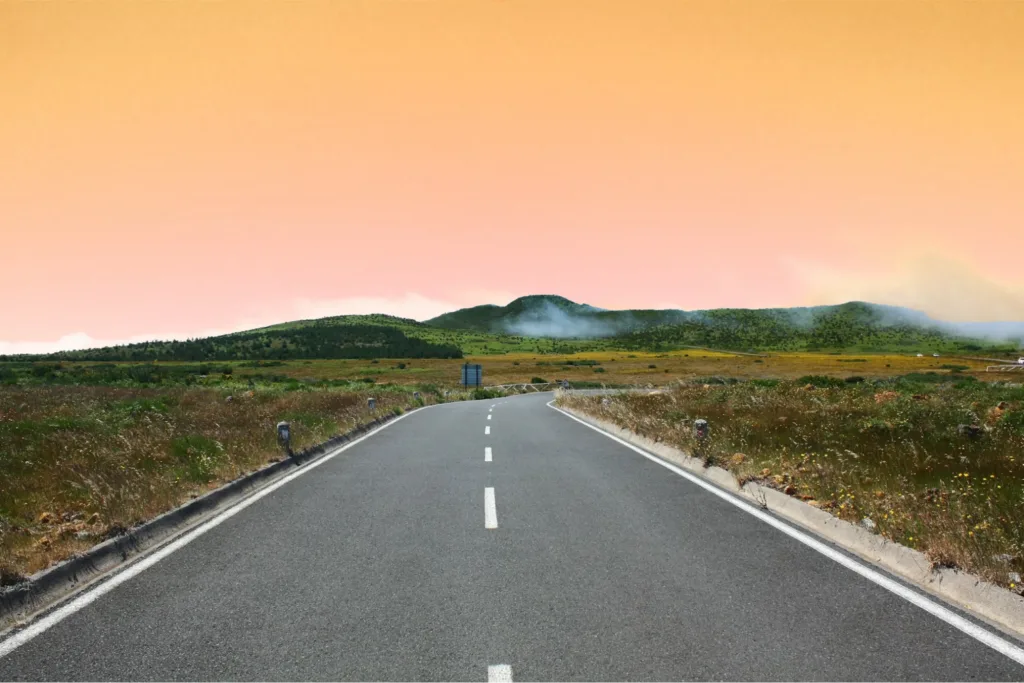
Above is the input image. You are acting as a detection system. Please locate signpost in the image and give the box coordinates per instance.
[277,421,292,458]
[461,363,483,388]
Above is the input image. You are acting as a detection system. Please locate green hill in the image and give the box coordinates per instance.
[428,296,1021,354]
[12,320,464,362]
[425,295,606,332]
[4,296,1020,363]
[614,303,972,353]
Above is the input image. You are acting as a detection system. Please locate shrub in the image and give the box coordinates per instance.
[531,377,548,384]
[170,435,225,483]
[798,375,844,388]
[471,388,502,400]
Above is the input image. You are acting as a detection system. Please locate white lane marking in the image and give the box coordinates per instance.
[0,406,433,659]
[487,414,492,420]
[488,664,513,681]
[485,426,491,435]
[485,447,493,462]
[485,487,498,529]
[546,401,1024,668]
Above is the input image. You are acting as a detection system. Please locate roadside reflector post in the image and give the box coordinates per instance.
[694,419,710,464]
[276,421,292,458]
[368,397,376,412]
[413,391,421,400]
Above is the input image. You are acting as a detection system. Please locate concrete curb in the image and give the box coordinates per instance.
[556,402,1024,642]
[0,408,413,627]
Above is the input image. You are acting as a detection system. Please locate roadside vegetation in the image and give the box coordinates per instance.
[1,347,1018,587]
[557,375,1024,593]
[0,367,509,583]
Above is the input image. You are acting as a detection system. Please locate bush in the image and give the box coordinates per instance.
[1000,408,1024,435]
[798,375,844,388]
[169,435,225,483]
[593,367,606,373]
[531,377,548,384]
[648,364,657,369]
[471,388,502,400]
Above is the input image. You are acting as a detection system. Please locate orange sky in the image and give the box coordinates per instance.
[3,0,1023,351]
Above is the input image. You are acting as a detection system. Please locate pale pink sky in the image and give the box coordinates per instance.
[3,1,1023,352]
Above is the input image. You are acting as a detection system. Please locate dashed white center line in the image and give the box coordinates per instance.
[485,446,492,462]
[484,487,498,529]
[485,426,491,435]
[488,664,513,682]
[487,414,492,420]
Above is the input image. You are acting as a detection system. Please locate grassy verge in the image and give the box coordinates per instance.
[0,378,501,584]
[556,374,1024,593]
[1,351,1006,394]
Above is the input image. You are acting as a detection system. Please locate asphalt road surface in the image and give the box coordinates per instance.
[2,393,1024,681]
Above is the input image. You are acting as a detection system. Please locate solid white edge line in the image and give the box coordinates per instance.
[485,426,491,435]
[485,447,493,462]
[485,487,498,529]
[0,405,434,660]
[546,400,1024,667]
[488,664,513,682]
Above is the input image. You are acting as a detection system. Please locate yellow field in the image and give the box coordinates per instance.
[232,351,1000,387]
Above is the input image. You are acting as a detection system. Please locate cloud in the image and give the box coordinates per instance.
[790,255,1024,323]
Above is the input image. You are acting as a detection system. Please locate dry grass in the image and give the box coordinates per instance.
[557,377,1024,593]
[0,385,427,581]
[232,351,1001,388]
[1,350,1010,585]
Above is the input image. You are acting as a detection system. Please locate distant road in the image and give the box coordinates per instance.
[1,393,1023,680]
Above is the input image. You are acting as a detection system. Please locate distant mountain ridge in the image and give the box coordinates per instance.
[4,295,1022,362]
[429,295,1024,343]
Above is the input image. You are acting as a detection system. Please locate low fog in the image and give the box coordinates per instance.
[501,301,621,338]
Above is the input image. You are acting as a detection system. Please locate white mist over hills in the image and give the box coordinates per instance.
[493,298,1024,343]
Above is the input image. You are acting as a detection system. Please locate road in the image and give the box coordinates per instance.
[1,392,1023,681]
